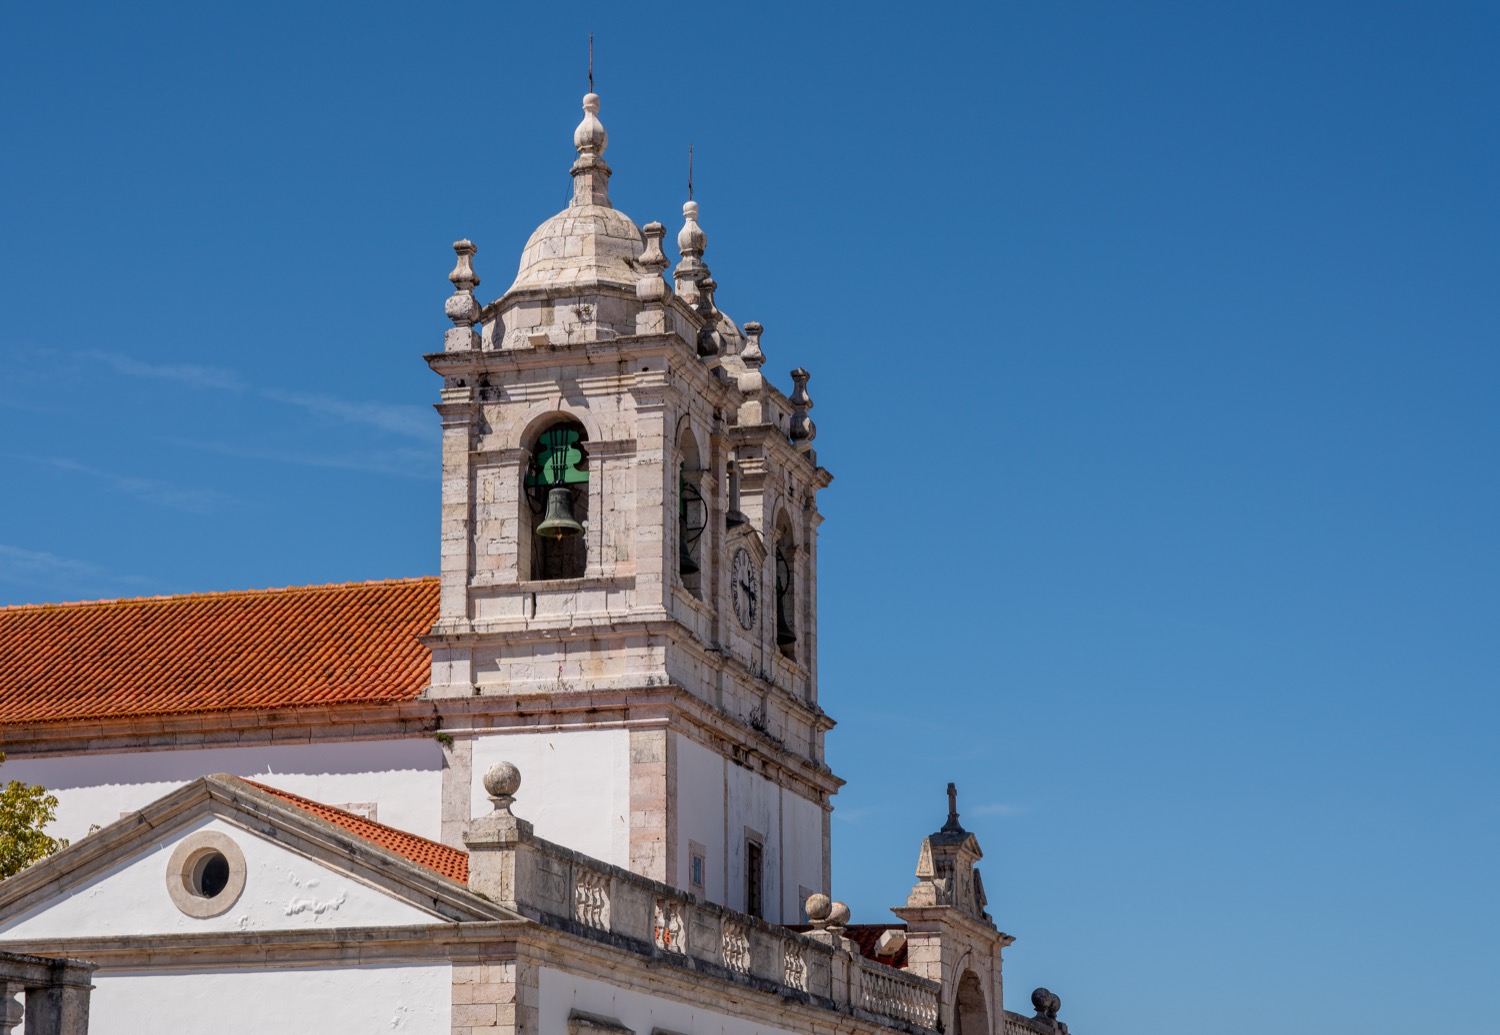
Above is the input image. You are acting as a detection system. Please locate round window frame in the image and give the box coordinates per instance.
[165,830,247,918]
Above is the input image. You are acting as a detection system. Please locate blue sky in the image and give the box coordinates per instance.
[3,3,1498,1032]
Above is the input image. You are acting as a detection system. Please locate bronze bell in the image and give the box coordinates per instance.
[775,605,797,647]
[536,486,584,539]
[679,538,700,576]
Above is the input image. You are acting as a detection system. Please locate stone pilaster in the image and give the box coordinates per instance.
[628,726,676,884]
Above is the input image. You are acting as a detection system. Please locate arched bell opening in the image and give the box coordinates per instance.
[953,970,990,1035]
[774,512,797,661]
[677,426,706,599]
[524,419,589,581]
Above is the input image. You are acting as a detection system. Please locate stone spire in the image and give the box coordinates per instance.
[571,93,611,208]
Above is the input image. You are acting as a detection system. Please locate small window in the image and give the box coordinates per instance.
[689,841,707,895]
[745,838,764,920]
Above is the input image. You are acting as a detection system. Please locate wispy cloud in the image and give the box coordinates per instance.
[81,349,247,392]
[259,390,433,441]
[3,345,435,474]
[161,438,432,480]
[0,544,103,584]
[16,456,240,514]
[0,544,154,600]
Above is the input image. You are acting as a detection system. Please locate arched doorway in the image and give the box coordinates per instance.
[953,970,989,1035]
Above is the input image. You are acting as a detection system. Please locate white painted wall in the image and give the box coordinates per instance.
[540,967,799,1035]
[673,732,825,923]
[675,733,726,904]
[76,964,451,1035]
[3,738,443,843]
[0,816,441,942]
[780,788,826,920]
[470,729,630,868]
[726,760,781,918]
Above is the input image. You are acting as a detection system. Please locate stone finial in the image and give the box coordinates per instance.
[571,93,612,208]
[826,900,850,934]
[742,321,765,368]
[789,368,816,450]
[677,200,706,258]
[674,200,711,308]
[574,93,608,157]
[805,893,832,929]
[637,221,672,305]
[444,239,481,328]
[943,781,963,834]
[483,761,522,815]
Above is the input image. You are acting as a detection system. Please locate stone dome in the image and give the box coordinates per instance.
[505,203,644,296]
[501,92,645,299]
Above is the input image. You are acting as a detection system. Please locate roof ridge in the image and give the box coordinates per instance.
[0,575,439,613]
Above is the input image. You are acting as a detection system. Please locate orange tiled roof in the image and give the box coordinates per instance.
[0,577,439,726]
[245,778,469,884]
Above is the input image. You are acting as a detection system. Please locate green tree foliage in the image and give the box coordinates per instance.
[0,753,67,879]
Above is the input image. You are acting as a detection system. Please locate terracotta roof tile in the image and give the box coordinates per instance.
[0,578,438,725]
[784,923,909,969]
[245,778,469,884]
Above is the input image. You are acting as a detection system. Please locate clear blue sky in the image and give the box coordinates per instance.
[3,4,1497,1033]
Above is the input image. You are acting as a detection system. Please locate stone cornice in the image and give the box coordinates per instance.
[891,905,1016,949]
[0,700,445,757]
[0,687,841,800]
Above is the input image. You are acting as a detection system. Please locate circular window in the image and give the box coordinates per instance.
[192,850,231,898]
[166,831,246,918]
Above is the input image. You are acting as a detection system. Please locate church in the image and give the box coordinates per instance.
[0,89,1078,1035]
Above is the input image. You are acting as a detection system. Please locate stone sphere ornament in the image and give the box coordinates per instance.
[804,893,832,926]
[483,761,522,812]
[827,900,851,931]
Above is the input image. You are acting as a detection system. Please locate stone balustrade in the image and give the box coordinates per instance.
[488,825,939,1033]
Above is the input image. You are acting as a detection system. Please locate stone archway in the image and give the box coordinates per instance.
[953,969,990,1035]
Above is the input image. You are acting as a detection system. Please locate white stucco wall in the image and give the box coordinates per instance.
[3,738,443,843]
[674,732,824,923]
[78,963,451,1035]
[675,733,726,904]
[539,967,798,1035]
[470,729,630,867]
[726,760,781,917]
[0,816,441,942]
[780,789,825,920]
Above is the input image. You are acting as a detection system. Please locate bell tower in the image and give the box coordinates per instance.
[424,91,837,922]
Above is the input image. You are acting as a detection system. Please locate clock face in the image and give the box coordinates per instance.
[731,548,759,630]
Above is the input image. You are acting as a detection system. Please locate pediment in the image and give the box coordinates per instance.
[0,776,508,946]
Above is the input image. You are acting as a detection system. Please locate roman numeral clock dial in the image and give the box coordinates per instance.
[731,547,759,630]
